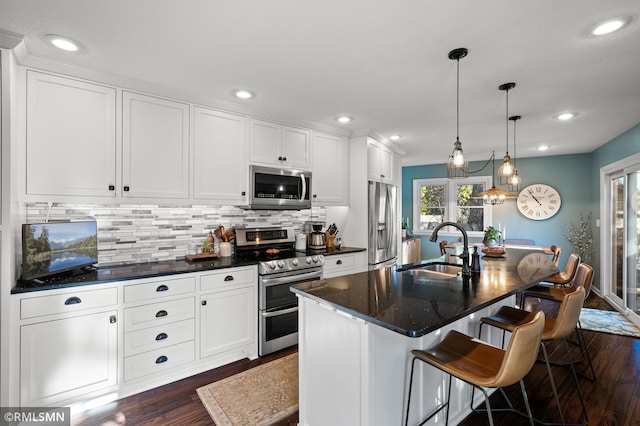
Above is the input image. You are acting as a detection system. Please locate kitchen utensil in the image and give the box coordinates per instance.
[308,231,326,251]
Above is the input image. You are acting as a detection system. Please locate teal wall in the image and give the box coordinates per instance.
[402,121,640,291]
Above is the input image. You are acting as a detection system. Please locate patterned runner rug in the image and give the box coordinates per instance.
[197,352,298,425]
[579,308,640,338]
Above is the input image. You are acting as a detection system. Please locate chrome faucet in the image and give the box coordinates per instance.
[429,222,471,277]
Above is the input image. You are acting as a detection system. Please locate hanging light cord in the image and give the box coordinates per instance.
[505,88,510,154]
[512,118,517,166]
[456,56,460,141]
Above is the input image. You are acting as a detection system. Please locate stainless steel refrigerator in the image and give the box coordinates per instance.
[368,181,397,269]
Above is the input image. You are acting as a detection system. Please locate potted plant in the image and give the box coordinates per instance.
[483,226,501,247]
[401,218,408,238]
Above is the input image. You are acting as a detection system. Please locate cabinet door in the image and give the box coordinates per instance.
[200,286,255,358]
[20,310,118,406]
[26,71,116,197]
[249,118,281,165]
[282,126,311,169]
[312,132,349,205]
[122,92,189,198]
[193,107,247,202]
[367,140,394,183]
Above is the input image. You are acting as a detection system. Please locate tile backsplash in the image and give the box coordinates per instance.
[26,203,326,266]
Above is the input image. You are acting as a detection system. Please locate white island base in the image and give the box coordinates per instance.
[297,295,514,426]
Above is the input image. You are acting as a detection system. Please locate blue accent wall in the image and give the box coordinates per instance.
[402,122,640,291]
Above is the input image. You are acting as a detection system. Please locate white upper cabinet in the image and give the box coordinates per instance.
[193,106,247,203]
[312,131,349,206]
[122,92,190,199]
[367,139,394,183]
[26,71,117,197]
[249,118,310,170]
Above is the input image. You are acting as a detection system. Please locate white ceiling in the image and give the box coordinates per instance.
[1,0,639,166]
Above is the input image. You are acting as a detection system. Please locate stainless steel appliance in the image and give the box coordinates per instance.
[235,226,324,356]
[247,166,311,210]
[368,181,398,269]
[307,223,326,251]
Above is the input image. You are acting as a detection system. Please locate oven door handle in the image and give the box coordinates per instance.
[261,306,299,318]
[261,270,322,286]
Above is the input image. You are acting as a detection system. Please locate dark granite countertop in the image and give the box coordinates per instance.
[291,247,558,337]
[12,246,366,294]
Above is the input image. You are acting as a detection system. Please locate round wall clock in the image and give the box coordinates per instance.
[517,184,561,220]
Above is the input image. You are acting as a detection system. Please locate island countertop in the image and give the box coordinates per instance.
[291,246,558,337]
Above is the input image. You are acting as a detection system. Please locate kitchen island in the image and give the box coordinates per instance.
[291,247,558,426]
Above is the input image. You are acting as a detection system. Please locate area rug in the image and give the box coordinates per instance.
[196,353,298,426]
[579,308,640,338]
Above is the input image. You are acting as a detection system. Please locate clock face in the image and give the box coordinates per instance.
[517,184,561,220]
[517,252,555,282]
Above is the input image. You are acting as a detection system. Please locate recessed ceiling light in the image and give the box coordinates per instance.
[336,116,352,124]
[588,17,631,36]
[45,34,80,52]
[234,90,254,100]
[389,135,401,141]
[536,145,550,151]
[554,112,577,121]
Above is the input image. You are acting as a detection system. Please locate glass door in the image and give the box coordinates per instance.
[607,169,640,319]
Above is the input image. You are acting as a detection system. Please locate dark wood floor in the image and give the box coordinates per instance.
[72,293,640,426]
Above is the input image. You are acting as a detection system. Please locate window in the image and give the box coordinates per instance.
[412,176,492,236]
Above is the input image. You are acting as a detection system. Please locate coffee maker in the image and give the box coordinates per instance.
[307,223,326,251]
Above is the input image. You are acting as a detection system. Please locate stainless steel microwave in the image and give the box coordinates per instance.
[248,166,312,210]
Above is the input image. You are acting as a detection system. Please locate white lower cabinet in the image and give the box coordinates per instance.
[200,285,256,358]
[15,267,259,407]
[20,310,118,406]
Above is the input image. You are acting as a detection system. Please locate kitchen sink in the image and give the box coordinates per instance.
[399,263,462,280]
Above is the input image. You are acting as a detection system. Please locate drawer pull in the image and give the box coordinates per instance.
[201,300,207,306]
[155,355,168,364]
[156,284,169,292]
[155,332,168,341]
[156,310,168,318]
[109,315,117,324]
[64,296,82,305]
[224,275,234,282]
[336,260,343,265]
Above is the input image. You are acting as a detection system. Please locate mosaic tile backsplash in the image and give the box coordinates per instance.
[26,203,326,266]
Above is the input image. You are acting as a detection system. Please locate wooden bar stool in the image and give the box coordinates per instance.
[480,286,588,426]
[405,311,545,426]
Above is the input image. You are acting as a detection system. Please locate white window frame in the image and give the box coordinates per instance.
[412,176,492,237]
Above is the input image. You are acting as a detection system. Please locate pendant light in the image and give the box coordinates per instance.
[498,82,516,184]
[508,115,522,191]
[471,151,518,205]
[446,48,469,178]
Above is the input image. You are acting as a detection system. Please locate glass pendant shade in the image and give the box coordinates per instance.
[447,139,469,178]
[508,169,522,191]
[498,154,514,184]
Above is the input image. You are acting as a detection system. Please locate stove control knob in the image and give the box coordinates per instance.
[305,257,312,264]
[312,255,319,263]
[291,258,299,266]
[277,260,285,269]
[268,261,276,270]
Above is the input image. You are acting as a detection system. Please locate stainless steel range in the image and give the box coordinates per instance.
[235,226,324,356]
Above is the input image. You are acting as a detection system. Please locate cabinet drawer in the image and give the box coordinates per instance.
[200,266,256,292]
[124,297,195,332]
[20,287,118,319]
[124,318,195,356]
[124,341,195,382]
[124,276,195,303]
[325,254,355,271]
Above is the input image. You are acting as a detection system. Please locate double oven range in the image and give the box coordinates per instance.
[235,227,324,356]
